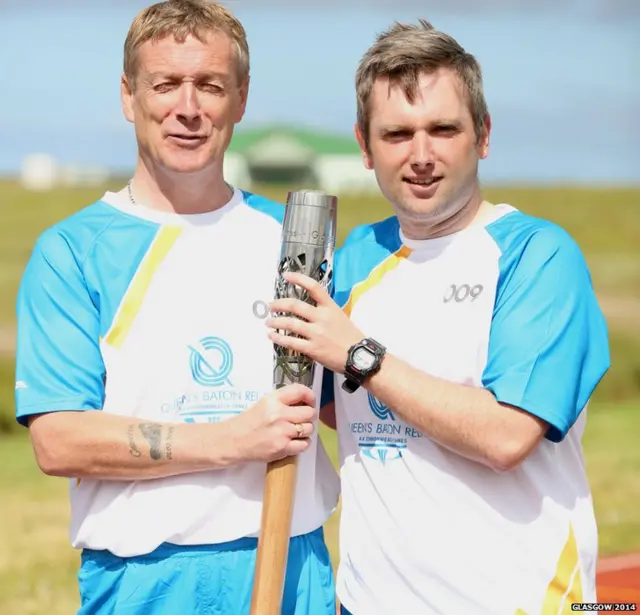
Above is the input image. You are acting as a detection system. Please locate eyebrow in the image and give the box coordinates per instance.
[145,71,231,84]
[379,120,463,133]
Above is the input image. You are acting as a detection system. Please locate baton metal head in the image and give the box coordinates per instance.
[273,190,338,389]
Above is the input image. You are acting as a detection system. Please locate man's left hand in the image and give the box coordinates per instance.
[266,271,365,373]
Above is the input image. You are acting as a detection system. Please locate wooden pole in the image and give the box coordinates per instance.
[249,455,299,615]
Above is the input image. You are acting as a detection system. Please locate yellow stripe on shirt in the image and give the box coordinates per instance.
[515,524,583,615]
[343,245,412,317]
[104,226,182,349]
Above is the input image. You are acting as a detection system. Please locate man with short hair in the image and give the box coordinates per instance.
[267,19,610,615]
[14,1,339,613]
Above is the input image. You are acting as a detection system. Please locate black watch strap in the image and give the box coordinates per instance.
[342,338,386,394]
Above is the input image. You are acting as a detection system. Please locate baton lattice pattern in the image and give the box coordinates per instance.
[273,252,332,388]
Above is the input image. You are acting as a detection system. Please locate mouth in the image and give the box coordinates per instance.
[167,134,207,144]
[403,176,442,187]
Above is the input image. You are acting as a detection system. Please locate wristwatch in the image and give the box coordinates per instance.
[342,338,387,394]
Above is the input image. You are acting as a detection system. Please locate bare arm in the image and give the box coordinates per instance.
[29,411,235,480]
[267,236,609,474]
[365,354,547,472]
[266,272,550,473]
[28,384,318,481]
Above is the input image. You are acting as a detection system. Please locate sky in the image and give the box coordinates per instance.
[1,0,638,184]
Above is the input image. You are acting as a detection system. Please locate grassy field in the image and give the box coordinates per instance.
[0,179,638,613]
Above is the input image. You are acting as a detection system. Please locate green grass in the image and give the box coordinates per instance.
[0,403,638,615]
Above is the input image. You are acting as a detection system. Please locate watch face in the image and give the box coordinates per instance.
[353,347,376,371]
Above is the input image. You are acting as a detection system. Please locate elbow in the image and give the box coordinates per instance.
[484,408,549,473]
[32,438,73,477]
[29,414,77,477]
[486,438,536,473]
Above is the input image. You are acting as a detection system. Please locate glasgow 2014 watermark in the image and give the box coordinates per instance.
[570,603,637,611]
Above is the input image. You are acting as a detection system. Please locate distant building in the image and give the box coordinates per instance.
[20,153,110,191]
[20,154,57,191]
[226,125,379,194]
[19,126,379,195]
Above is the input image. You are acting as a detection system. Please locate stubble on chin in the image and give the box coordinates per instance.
[392,185,477,240]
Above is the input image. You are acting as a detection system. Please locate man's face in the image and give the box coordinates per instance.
[122,32,248,174]
[356,68,490,226]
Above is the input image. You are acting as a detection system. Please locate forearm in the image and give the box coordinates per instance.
[29,410,239,480]
[365,354,545,471]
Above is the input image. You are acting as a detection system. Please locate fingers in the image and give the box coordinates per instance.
[281,404,316,426]
[269,298,316,321]
[286,420,314,440]
[263,421,315,462]
[285,437,311,457]
[274,383,316,408]
[266,315,311,338]
[268,330,308,353]
[281,272,329,305]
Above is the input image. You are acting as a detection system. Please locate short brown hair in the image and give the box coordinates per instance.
[355,19,489,150]
[123,0,250,87]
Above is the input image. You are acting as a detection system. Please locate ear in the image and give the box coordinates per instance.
[121,74,135,124]
[478,113,491,159]
[354,123,374,170]
[234,76,250,124]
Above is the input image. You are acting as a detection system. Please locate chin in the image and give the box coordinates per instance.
[161,154,215,175]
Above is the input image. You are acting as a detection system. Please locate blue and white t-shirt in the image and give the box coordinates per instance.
[324,204,610,615]
[15,187,340,557]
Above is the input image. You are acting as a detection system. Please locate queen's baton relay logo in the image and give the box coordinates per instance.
[189,337,233,387]
[349,392,423,463]
[159,336,261,423]
[368,392,396,421]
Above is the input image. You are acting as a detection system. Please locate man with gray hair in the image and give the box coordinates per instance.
[267,19,610,615]
[14,1,339,613]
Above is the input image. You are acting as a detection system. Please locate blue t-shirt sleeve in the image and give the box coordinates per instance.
[482,225,610,442]
[14,231,105,427]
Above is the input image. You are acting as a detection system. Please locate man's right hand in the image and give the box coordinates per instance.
[228,384,317,463]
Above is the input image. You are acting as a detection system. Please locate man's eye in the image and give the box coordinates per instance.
[153,82,175,93]
[434,125,458,134]
[384,131,410,140]
[200,83,224,94]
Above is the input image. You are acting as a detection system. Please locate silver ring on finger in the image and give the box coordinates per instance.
[294,423,305,439]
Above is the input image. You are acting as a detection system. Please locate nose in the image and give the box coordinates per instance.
[409,132,435,171]
[175,83,201,125]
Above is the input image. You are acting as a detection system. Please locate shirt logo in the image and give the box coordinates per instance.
[348,393,406,464]
[252,300,269,319]
[368,392,395,421]
[158,335,263,424]
[188,336,234,387]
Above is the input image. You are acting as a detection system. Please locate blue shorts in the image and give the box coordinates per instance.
[77,527,335,615]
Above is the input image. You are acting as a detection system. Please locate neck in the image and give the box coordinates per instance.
[399,185,492,241]
[128,158,233,215]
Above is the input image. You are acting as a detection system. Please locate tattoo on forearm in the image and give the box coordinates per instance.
[127,423,175,461]
[166,426,174,460]
[139,423,163,460]
[127,424,142,458]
